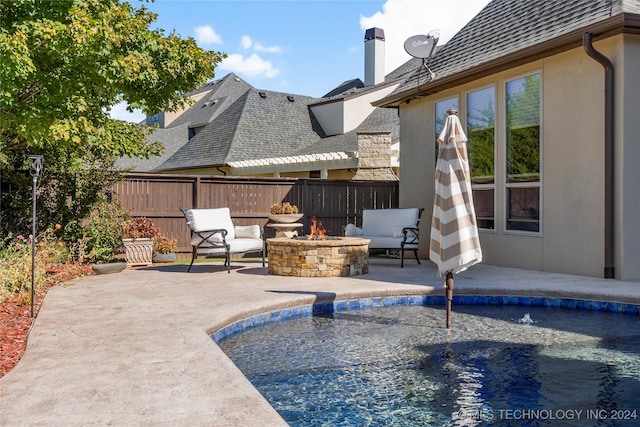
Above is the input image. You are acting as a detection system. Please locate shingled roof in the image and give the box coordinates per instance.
[122,64,403,173]
[159,88,328,171]
[376,0,640,107]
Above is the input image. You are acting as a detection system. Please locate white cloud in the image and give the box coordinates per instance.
[253,42,282,54]
[194,25,222,45]
[360,0,490,72]
[241,35,252,50]
[240,34,282,53]
[108,101,146,123]
[219,53,280,78]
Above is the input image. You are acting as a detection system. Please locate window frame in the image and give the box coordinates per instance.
[502,71,543,236]
[466,84,497,232]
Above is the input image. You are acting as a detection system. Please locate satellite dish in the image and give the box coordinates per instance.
[404,30,440,79]
[404,35,436,59]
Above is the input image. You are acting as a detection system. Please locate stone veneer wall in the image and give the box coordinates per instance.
[267,237,370,277]
[352,132,399,181]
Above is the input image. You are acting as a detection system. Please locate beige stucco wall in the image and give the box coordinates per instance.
[398,35,638,279]
[619,34,640,280]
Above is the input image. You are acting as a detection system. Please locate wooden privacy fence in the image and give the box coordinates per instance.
[112,174,399,256]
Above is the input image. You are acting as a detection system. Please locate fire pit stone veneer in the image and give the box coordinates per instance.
[267,237,370,277]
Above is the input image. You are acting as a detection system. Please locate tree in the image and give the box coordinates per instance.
[0,0,225,234]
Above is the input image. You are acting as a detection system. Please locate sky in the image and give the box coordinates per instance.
[110,0,491,122]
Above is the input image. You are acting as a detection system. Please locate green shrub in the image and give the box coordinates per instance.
[82,195,130,263]
[0,227,67,302]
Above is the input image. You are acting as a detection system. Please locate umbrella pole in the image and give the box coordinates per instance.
[445,271,454,328]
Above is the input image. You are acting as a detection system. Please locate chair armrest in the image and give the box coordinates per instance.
[192,228,229,247]
[234,225,262,239]
[402,227,419,244]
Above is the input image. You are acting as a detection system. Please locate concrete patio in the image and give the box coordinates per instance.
[1,258,639,426]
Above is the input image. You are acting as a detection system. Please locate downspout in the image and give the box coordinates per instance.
[216,166,227,176]
[583,32,614,279]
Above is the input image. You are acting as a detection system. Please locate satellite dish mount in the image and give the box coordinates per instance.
[404,30,440,79]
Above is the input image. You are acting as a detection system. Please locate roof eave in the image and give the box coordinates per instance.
[374,14,640,108]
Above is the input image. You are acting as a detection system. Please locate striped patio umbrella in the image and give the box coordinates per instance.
[430,109,483,328]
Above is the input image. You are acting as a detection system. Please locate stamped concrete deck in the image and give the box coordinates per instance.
[1,258,639,426]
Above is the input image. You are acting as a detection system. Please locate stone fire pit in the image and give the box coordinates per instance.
[267,237,370,277]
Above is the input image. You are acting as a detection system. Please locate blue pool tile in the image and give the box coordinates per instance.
[433,295,446,305]
[213,294,640,344]
[396,296,409,306]
[607,302,623,313]
[372,297,385,307]
[503,296,518,306]
[313,302,334,314]
[489,296,503,305]
[545,298,561,308]
[531,297,545,307]
[280,309,292,320]
[423,295,436,305]
[289,307,302,319]
[576,300,591,310]
[256,313,269,325]
[383,296,397,306]
[475,296,489,305]
[223,327,232,338]
[348,299,360,310]
[460,295,476,305]
[270,311,281,322]
[408,295,424,305]
[517,297,532,306]
[335,300,349,311]
[359,298,373,309]
[303,305,314,316]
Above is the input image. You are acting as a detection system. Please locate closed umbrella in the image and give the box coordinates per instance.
[430,109,483,328]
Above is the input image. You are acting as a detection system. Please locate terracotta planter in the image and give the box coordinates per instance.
[153,252,176,263]
[91,262,127,275]
[123,238,154,266]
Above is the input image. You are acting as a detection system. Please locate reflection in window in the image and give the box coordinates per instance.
[467,87,495,229]
[435,97,458,163]
[506,74,540,232]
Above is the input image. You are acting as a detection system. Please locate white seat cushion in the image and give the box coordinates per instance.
[185,208,235,240]
[361,208,419,237]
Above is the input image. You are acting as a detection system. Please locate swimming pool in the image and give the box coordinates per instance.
[215,298,640,426]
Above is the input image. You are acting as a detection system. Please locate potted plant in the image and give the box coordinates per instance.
[121,216,159,266]
[268,201,303,223]
[82,197,129,274]
[153,233,178,263]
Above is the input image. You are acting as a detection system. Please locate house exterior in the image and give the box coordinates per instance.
[374,0,640,280]
[118,28,415,181]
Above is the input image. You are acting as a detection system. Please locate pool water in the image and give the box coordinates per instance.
[217,304,640,426]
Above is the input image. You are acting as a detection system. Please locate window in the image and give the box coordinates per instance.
[467,87,496,230]
[434,97,458,162]
[505,73,541,233]
[431,73,542,235]
[188,125,205,140]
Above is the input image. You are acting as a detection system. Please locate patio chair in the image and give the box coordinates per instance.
[181,208,265,273]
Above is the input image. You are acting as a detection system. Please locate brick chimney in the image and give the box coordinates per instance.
[364,27,385,87]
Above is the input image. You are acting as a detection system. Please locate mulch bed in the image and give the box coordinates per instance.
[0,264,94,378]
